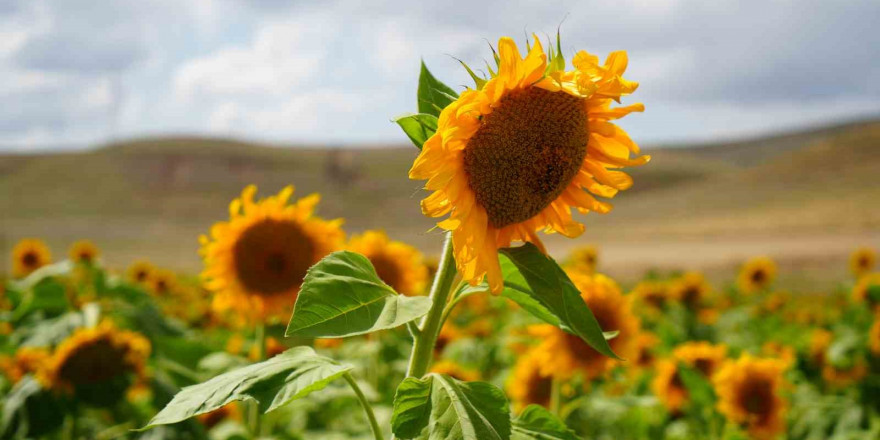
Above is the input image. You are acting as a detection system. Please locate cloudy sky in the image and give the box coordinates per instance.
[1,0,878,151]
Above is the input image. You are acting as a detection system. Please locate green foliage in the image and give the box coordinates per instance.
[141,347,352,429]
[394,113,438,150]
[286,251,432,338]
[512,405,579,440]
[499,243,621,360]
[12,277,70,322]
[417,61,458,117]
[391,374,511,440]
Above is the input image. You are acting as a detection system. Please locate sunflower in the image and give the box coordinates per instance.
[529,272,640,380]
[68,240,99,265]
[651,359,688,414]
[566,245,598,274]
[713,355,789,440]
[0,346,51,384]
[633,332,659,370]
[409,35,647,292]
[631,279,669,312]
[127,260,155,286]
[200,185,345,323]
[761,342,796,369]
[430,360,480,382]
[348,230,428,295]
[822,360,867,388]
[755,291,789,316]
[669,271,711,309]
[507,348,554,411]
[249,336,287,360]
[673,341,727,378]
[852,273,880,309]
[39,321,150,406]
[11,238,52,278]
[737,257,777,294]
[808,328,832,367]
[850,247,876,278]
[149,268,177,296]
[870,315,880,356]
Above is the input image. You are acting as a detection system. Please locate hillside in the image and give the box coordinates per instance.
[3,119,879,289]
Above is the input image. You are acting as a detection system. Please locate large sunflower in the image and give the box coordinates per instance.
[850,247,876,278]
[409,35,647,292]
[348,230,428,295]
[713,355,789,440]
[200,185,345,323]
[68,240,99,265]
[39,321,150,406]
[737,256,777,294]
[507,348,554,411]
[529,272,640,380]
[11,238,52,278]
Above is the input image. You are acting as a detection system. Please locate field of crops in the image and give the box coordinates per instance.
[3,33,880,440]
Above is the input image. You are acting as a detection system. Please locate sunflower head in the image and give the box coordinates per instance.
[348,230,428,296]
[713,355,789,440]
[632,279,670,312]
[761,342,796,369]
[852,273,880,309]
[507,348,554,411]
[850,247,876,278]
[822,359,867,388]
[39,321,150,407]
[11,238,52,278]
[409,35,648,292]
[528,272,640,380]
[430,360,480,382]
[670,272,710,309]
[737,257,777,294]
[149,268,177,296]
[651,359,689,414]
[672,341,727,378]
[0,346,51,384]
[127,260,155,286]
[566,245,598,274]
[633,332,659,370]
[808,328,833,367]
[68,240,99,265]
[200,185,345,323]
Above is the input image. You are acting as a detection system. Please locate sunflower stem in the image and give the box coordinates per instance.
[405,233,457,378]
[550,376,562,416]
[249,323,266,436]
[344,372,383,440]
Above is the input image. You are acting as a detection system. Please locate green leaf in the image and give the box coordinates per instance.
[1,376,65,439]
[499,243,621,360]
[418,61,458,117]
[394,112,438,150]
[12,278,70,321]
[511,405,579,440]
[391,374,510,440]
[286,251,432,338]
[141,347,351,429]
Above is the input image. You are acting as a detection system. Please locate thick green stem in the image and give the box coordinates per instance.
[550,377,562,416]
[249,323,266,436]
[405,233,457,378]
[344,373,384,440]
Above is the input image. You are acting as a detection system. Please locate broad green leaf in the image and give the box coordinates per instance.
[391,374,510,440]
[286,251,432,338]
[141,347,351,429]
[0,376,65,439]
[394,113,438,150]
[499,243,620,360]
[417,61,458,117]
[511,405,579,440]
[12,278,70,321]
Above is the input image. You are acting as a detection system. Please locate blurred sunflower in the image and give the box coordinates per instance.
[435,322,463,356]
[348,230,428,296]
[761,342,796,369]
[822,359,867,388]
[39,321,150,407]
[127,260,155,285]
[314,338,344,350]
[737,257,777,294]
[850,247,876,278]
[869,315,880,356]
[149,268,177,296]
[68,240,99,265]
[652,359,688,414]
[529,272,640,380]
[808,328,832,367]
[11,238,52,278]
[200,185,345,323]
[0,346,51,384]
[409,35,647,293]
[249,336,287,360]
[673,341,727,378]
[430,360,480,382]
[669,272,710,309]
[755,291,789,316]
[713,355,789,440]
[566,245,598,274]
[852,273,880,309]
[633,332,659,370]
[631,279,669,312]
[197,403,241,430]
[507,348,554,411]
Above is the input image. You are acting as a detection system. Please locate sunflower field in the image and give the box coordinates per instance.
[3,34,880,440]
